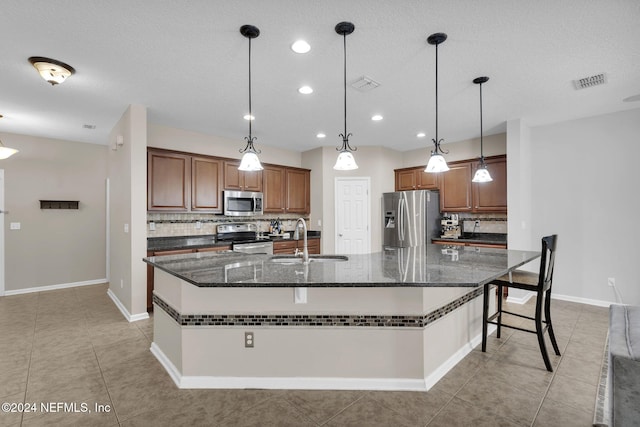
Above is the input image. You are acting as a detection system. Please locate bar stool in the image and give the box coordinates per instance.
[481,234,560,371]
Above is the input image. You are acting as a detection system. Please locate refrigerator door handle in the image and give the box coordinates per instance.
[397,198,403,242]
[400,197,406,242]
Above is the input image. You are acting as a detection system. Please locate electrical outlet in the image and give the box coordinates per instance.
[608,277,615,287]
[475,220,480,227]
[245,332,254,348]
[120,279,124,288]
[149,222,156,231]
[196,221,202,229]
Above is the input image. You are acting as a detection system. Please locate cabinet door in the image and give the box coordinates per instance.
[417,169,439,189]
[302,238,321,254]
[439,163,472,212]
[223,161,263,191]
[223,161,242,190]
[472,156,507,213]
[243,170,263,192]
[191,157,223,212]
[147,150,190,211]
[286,169,310,214]
[395,169,417,191]
[263,166,286,213]
[196,245,232,252]
[273,240,297,254]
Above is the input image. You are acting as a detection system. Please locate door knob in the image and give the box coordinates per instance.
[0,210,8,214]
[338,233,343,237]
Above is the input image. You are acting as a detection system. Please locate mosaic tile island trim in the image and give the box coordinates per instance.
[153,286,484,329]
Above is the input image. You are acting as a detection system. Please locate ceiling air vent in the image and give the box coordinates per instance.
[350,75,380,92]
[573,73,607,90]
[83,124,96,129]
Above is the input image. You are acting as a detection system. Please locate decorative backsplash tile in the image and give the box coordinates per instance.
[147,213,308,237]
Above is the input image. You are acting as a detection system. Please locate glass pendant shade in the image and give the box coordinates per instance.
[333,151,358,170]
[472,163,493,182]
[425,153,449,173]
[0,146,19,159]
[238,151,263,171]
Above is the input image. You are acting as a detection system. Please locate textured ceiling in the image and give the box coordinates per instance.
[1,0,639,153]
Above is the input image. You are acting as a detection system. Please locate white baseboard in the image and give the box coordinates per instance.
[150,326,498,392]
[4,278,107,296]
[150,342,427,391]
[107,289,149,322]
[551,293,612,308]
[506,292,534,305]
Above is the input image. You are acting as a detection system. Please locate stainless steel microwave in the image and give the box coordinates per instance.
[223,190,263,216]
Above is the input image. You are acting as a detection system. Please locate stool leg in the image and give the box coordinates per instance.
[482,283,489,352]
[496,283,503,339]
[544,290,561,356]
[535,293,553,372]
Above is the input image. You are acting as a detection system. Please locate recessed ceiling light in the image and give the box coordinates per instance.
[243,114,255,121]
[371,115,383,121]
[291,40,311,54]
[298,86,313,94]
[316,133,326,138]
[417,132,426,138]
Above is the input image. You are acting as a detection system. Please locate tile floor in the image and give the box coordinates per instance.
[0,283,608,426]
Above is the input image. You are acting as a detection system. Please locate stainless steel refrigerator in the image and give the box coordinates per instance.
[383,190,440,248]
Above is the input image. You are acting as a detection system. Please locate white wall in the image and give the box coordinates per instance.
[528,108,640,305]
[1,133,107,292]
[402,133,506,167]
[148,123,302,168]
[108,105,148,317]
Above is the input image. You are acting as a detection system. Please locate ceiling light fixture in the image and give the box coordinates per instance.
[417,132,426,138]
[298,86,313,94]
[243,114,255,121]
[472,76,493,183]
[333,21,358,171]
[371,115,383,121]
[28,56,75,86]
[424,33,449,173]
[238,25,263,172]
[316,133,326,138]
[291,40,311,54]
[0,115,19,159]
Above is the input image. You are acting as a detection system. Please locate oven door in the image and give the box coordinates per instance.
[224,191,263,216]
[232,241,273,255]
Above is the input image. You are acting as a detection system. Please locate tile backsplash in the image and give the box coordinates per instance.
[450,212,507,234]
[147,213,308,237]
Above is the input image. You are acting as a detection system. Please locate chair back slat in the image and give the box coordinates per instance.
[538,234,557,293]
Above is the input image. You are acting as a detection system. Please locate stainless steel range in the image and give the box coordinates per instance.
[217,223,273,255]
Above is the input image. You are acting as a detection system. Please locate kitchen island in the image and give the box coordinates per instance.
[144,245,539,391]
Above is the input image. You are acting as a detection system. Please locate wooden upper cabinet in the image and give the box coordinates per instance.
[286,168,310,214]
[472,156,507,213]
[417,169,438,189]
[439,162,473,212]
[191,157,223,212]
[223,161,263,192]
[147,150,190,211]
[395,167,438,191]
[395,169,417,191]
[263,166,286,213]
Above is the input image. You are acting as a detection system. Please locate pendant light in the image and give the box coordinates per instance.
[425,33,449,173]
[333,21,358,171]
[472,76,493,183]
[0,115,19,160]
[238,25,263,172]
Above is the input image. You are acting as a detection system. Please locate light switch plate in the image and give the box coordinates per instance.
[10,222,21,230]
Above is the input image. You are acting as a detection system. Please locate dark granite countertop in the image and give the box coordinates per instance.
[143,244,539,288]
[148,231,321,251]
[432,233,507,246]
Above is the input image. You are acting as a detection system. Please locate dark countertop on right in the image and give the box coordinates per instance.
[432,233,507,246]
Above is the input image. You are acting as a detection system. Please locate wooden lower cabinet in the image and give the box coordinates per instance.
[146,245,231,311]
[431,240,507,249]
[273,238,320,255]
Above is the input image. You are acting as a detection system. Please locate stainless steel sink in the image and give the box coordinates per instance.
[268,255,348,264]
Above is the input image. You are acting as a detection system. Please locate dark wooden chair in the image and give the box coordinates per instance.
[482,234,560,371]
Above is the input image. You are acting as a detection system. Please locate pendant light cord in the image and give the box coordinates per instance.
[248,37,253,141]
[435,43,439,145]
[479,81,483,159]
[343,32,347,140]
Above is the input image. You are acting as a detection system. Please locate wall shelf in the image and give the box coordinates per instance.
[39,200,79,210]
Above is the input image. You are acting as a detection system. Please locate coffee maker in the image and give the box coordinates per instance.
[440,214,461,238]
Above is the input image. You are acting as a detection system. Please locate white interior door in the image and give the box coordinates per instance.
[335,177,370,254]
[0,169,5,296]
